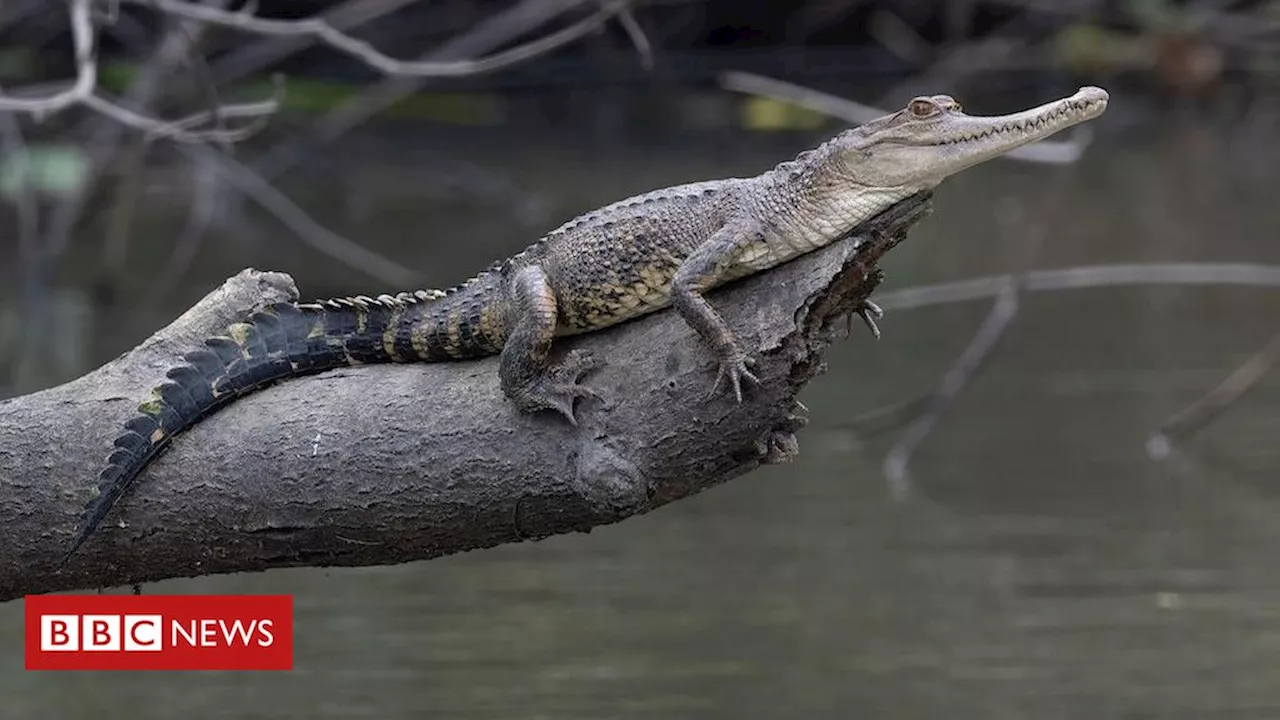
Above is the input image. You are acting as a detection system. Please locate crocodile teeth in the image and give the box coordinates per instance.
[939,97,1101,145]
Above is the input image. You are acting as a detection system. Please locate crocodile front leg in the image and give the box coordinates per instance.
[671,222,765,402]
[499,264,599,425]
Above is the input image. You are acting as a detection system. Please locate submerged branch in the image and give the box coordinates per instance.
[881,282,1021,499]
[1147,330,1280,459]
[872,263,1280,311]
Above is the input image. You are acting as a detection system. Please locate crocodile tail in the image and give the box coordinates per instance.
[64,294,419,562]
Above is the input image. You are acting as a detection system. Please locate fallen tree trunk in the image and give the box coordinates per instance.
[0,192,933,601]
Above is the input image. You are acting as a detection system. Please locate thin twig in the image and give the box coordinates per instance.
[616,4,655,69]
[203,0,574,218]
[176,19,239,151]
[872,263,1280,311]
[869,12,1041,107]
[147,151,220,303]
[178,144,422,288]
[135,32,230,301]
[718,71,1094,164]
[836,261,1280,475]
[0,0,96,116]
[0,0,277,141]
[882,282,1021,500]
[39,0,265,262]
[208,0,423,84]
[830,394,933,438]
[1147,331,1280,460]
[720,70,887,123]
[123,0,631,78]
[80,79,282,143]
[250,0,607,179]
[846,202,1142,444]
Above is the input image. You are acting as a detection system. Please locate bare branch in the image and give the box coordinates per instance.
[872,263,1280,311]
[177,144,423,288]
[0,0,96,116]
[121,0,632,78]
[42,0,241,263]
[830,261,1280,480]
[208,0,425,84]
[718,71,1094,164]
[875,162,1074,498]
[80,78,283,143]
[616,4,655,69]
[0,0,280,140]
[882,281,1021,500]
[0,0,615,300]
[1147,331,1280,460]
[829,395,933,438]
[869,13,1040,107]
[720,70,886,123]
[251,0,608,179]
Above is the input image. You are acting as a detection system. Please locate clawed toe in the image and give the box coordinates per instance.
[507,349,602,425]
[857,300,882,339]
[546,390,584,426]
[845,298,884,339]
[518,381,599,425]
[709,353,760,403]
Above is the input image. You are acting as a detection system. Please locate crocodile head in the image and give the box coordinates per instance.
[833,86,1109,188]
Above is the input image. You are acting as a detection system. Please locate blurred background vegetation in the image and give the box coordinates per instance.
[1,0,1279,717]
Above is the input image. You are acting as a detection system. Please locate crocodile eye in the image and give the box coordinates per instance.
[908,99,938,119]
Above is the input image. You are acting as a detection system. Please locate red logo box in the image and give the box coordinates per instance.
[25,594,292,671]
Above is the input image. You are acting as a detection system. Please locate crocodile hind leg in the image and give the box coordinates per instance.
[499,265,599,425]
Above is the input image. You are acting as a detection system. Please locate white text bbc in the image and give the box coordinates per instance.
[40,614,277,651]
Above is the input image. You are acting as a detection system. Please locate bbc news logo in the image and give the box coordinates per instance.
[25,594,292,671]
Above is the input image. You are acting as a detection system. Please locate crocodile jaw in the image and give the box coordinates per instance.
[832,86,1109,191]
[922,86,1110,178]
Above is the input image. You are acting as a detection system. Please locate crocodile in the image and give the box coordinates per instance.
[65,85,1108,560]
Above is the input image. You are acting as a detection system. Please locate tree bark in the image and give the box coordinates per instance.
[0,193,933,601]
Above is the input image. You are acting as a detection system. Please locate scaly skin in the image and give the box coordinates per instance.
[65,86,1109,560]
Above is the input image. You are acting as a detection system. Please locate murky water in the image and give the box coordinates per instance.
[1,115,1278,718]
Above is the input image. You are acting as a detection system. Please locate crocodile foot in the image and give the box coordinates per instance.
[508,349,600,425]
[843,298,884,339]
[708,347,760,403]
[855,299,884,339]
